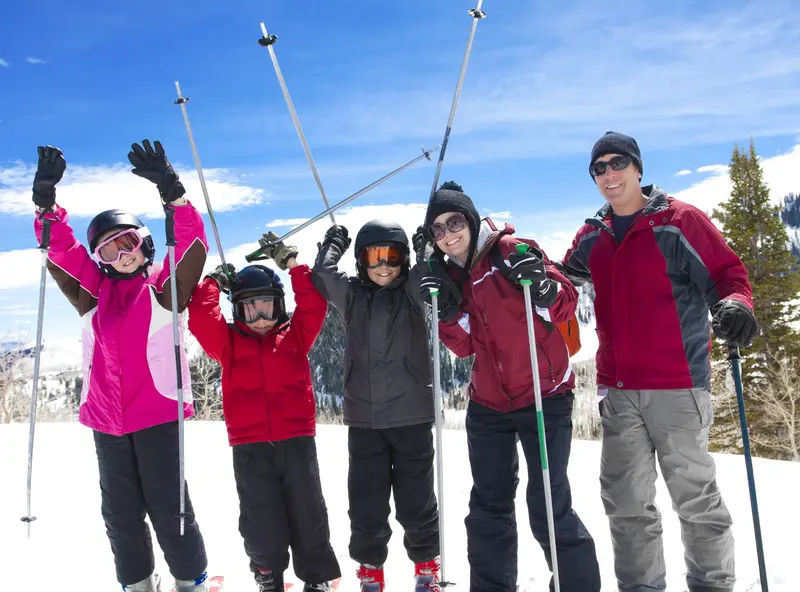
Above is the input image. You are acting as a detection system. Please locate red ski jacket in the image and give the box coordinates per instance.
[560,186,753,391]
[187,264,327,446]
[438,220,578,413]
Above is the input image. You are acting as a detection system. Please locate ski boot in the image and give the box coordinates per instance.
[254,570,284,592]
[123,573,161,591]
[174,572,209,592]
[414,558,441,591]
[302,584,332,591]
[356,564,385,592]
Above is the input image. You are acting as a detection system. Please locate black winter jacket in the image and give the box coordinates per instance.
[312,243,435,429]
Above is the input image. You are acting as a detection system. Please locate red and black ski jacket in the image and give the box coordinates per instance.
[560,186,753,391]
[187,264,327,446]
[438,219,578,413]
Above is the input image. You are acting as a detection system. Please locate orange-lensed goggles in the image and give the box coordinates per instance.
[358,244,406,268]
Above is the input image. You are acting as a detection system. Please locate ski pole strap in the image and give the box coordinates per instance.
[164,206,177,247]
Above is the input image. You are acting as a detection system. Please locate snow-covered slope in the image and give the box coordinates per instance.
[0,422,796,591]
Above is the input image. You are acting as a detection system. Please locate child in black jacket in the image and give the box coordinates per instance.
[312,220,441,592]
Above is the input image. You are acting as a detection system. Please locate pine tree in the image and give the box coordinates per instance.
[712,140,800,382]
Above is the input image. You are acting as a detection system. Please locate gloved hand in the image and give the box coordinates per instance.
[127,139,186,204]
[206,263,236,294]
[419,262,462,322]
[258,231,299,270]
[711,299,758,348]
[507,246,548,288]
[412,225,429,265]
[32,146,66,210]
[321,224,351,253]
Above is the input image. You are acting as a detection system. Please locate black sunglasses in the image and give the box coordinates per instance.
[591,155,632,177]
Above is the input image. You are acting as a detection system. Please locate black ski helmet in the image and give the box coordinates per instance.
[230,265,287,324]
[354,219,410,282]
[87,209,155,279]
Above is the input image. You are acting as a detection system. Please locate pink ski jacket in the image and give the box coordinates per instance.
[33,201,209,436]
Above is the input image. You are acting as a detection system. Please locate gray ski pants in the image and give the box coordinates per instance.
[599,388,735,592]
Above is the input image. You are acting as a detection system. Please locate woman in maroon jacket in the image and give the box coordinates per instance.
[187,236,340,592]
[418,182,601,592]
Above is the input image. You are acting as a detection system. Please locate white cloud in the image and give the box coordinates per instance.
[487,211,512,219]
[0,58,8,68]
[696,164,728,174]
[265,218,308,229]
[25,57,45,64]
[0,161,265,219]
[676,169,692,176]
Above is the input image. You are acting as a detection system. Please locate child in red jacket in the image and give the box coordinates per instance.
[187,236,340,592]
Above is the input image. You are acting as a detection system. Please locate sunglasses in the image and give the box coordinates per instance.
[428,212,467,242]
[93,228,146,264]
[359,244,406,268]
[233,295,283,324]
[590,155,632,177]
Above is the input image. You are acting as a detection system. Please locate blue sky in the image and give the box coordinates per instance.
[2,0,800,361]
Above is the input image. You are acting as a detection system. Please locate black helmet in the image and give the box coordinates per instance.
[354,219,410,282]
[230,265,287,324]
[86,209,155,279]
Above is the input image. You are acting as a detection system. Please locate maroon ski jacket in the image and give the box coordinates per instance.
[438,220,578,413]
[560,186,753,391]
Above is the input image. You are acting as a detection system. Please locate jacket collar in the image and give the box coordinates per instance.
[587,185,669,228]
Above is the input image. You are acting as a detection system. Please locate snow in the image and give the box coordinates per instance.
[0,422,797,591]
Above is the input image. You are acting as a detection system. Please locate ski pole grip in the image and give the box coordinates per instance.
[164,206,177,247]
[245,246,265,262]
[515,243,533,286]
[39,218,51,250]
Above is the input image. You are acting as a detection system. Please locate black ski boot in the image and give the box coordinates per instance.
[303,584,331,592]
[254,570,284,592]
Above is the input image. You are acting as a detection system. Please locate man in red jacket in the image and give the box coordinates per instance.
[187,238,340,592]
[419,182,601,592]
[560,132,758,592]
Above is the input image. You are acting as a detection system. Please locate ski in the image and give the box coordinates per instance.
[284,577,341,590]
[168,575,224,592]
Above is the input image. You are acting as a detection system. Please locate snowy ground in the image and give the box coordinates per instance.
[0,422,797,591]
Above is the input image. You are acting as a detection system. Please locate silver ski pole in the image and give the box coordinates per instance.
[245,145,439,262]
[173,81,231,279]
[20,216,51,539]
[258,21,335,224]
[515,244,560,591]
[164,207,187,536]
[428,0,486,200]
[429,290,449,585]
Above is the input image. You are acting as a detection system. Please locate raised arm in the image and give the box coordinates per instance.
[187,274,231,363]
[311,224,354,316]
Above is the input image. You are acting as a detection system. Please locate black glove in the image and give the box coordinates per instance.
[419,262,462,322]
[206,263,236,294]
[32,146,66,210]
[320,224,351,257]
[258,231,299,271]
[507,246,548,288]
[711,299,758,348]
[127,140,186,204]
[412,225,429,265]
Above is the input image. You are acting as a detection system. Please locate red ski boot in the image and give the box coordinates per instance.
[414,558,441,591]
[356,564,385,592]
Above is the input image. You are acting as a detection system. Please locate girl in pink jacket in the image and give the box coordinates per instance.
[31,142,210,592]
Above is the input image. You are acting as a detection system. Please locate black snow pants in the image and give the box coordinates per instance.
[232,436,341,585]
[93,420,208,586]
[465,393,601,592]
[348,423,440,567]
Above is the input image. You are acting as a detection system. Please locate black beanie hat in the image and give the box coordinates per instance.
[589,131,643,179]
[424,181,481,247]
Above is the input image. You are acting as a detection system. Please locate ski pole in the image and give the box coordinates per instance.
[428,0,486,200]
[258,21,335,224]
[20,216,51,539]
[245,144,439,262]
[429,290,450,586]
[516,243,560,592]
[173,81,232,281]
[727,344,768,591]
[164,207,187,536]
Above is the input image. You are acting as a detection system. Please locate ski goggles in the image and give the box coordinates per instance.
[427,212,467,242]
[92,227,149,264]
[232,295,284,323]
[359,244,406,268]
[590,155,632,177]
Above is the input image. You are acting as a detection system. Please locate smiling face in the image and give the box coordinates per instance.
[432,211,471,263]
[366,263,401,286]
[97,227,146,275]
[591,153,645,215]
